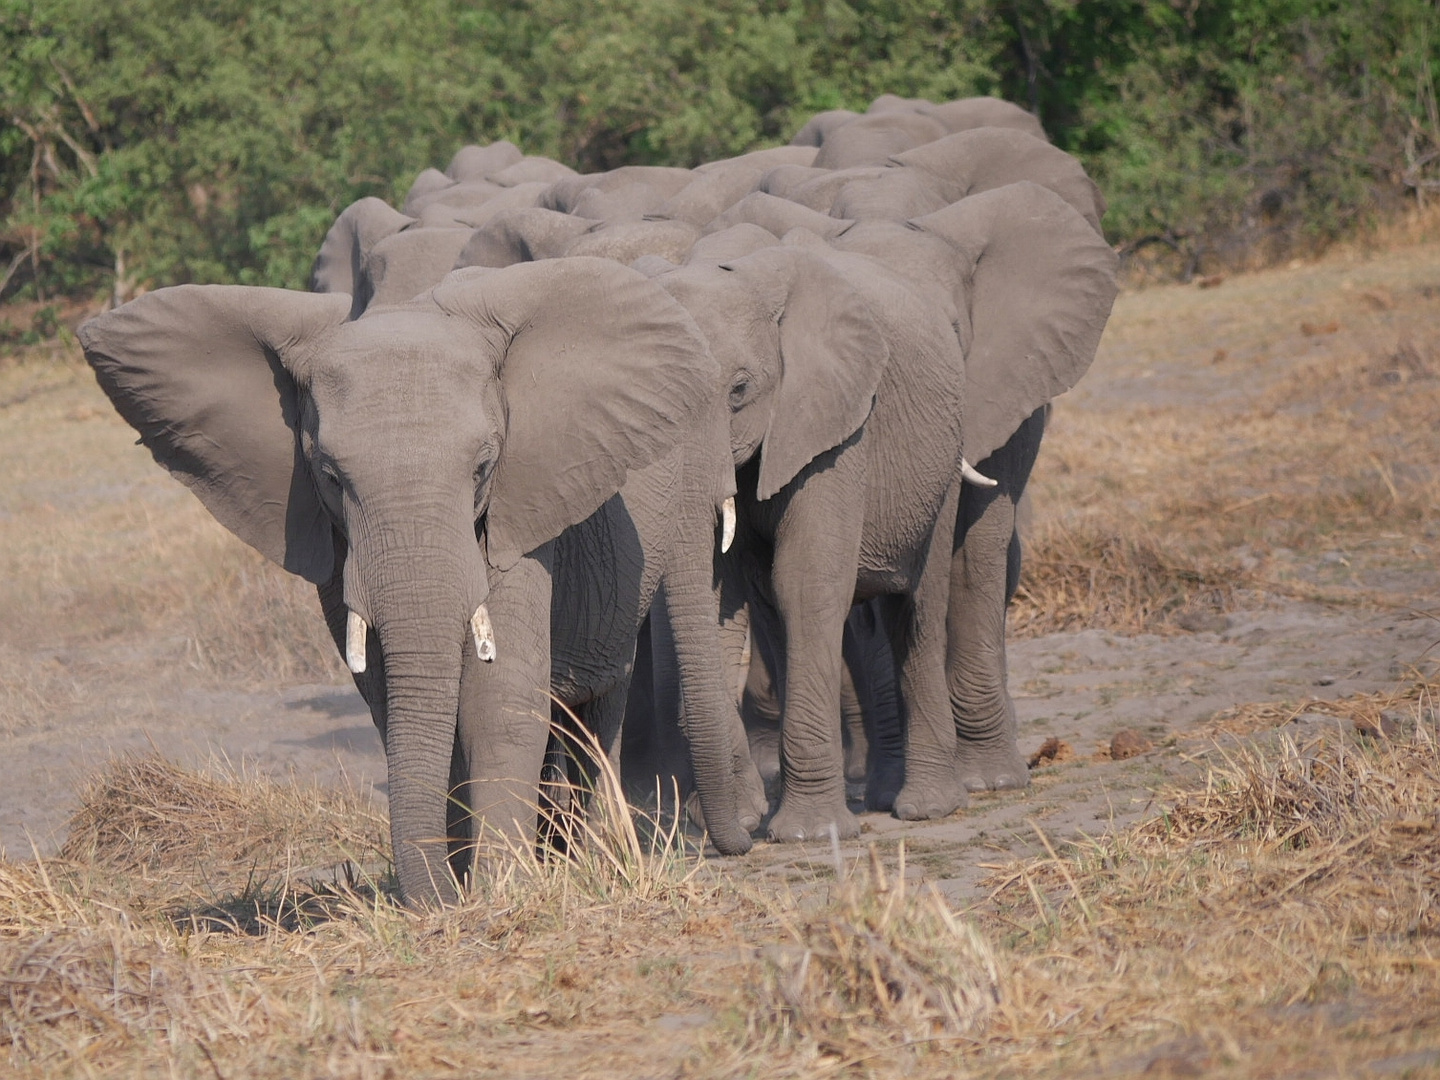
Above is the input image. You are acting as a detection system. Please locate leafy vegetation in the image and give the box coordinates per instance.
[3,0,1440,301]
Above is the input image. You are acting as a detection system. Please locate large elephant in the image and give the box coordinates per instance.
[78,257,752,906]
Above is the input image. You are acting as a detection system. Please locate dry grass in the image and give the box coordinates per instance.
[958,686,1440,1077]
[1013,239,1440,639]
[3,690,1440,1076]
[0,348,339,698]
[1010,523,1247,637]
[59,755,389,907]
[730,844,1000,1072]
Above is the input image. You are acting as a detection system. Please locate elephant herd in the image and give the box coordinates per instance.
[78,94,1118,907]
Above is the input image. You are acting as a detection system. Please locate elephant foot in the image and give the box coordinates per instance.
[766,797,860,844]
[957,736,1031,793]
[746,724,781,785]
[865,760,906,812]
[738,760,769,834]
[893,777,968,821]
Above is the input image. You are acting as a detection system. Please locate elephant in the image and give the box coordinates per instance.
[647,239,969,842]
[864,93,1048,141]
[78,257,754,907]
[811,111,950,170]
[821,181,1116,803]
[645,179,1116,840]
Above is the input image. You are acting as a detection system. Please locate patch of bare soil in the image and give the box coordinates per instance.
[1,232,1438,1076]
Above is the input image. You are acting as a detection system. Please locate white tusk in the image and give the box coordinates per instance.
[345,610,368,674]
[721,496,736,554]
[471,604,497,663]
[961,458,998,487]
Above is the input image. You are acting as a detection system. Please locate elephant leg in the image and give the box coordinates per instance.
[892,478,969,822]
[716,591,768,831]
[647,590,696,819]
[949,408,1045,792]
[843,599,905,811]
[741,608,783,798]
[619,614,661,805]
[577,681,630,787]
[446,733,473,873]
[765,447,865,844]
[454,548,555,871]
[840,661,868,792]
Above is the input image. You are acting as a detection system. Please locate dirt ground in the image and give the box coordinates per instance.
[2,233,1439,1077]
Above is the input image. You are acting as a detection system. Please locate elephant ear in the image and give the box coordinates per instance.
[310,197,414,314]
[431,259,719,568]
[727,247,889,501]
[911,181,1118,463]
[78,286,352,583]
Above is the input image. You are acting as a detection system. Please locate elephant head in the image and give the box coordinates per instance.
[78,258,719,905]
[657,244,889,502]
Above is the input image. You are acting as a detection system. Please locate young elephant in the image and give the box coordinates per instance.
[79,258,751,907]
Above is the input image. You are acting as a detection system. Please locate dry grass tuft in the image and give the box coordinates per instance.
[1010,523,1247,637]
[964,685,1440,1076]
[58,754,389,908]
[1206,674,1440,739]
[756,845,998,1045]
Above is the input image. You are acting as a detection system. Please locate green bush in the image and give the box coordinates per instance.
[3,0,1439,301]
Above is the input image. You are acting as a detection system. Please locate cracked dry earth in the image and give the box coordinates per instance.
[2,239,1439,905]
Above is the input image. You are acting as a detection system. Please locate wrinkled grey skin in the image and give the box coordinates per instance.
[321,212,769,839]
[825,182,1117,812]
[741,599,904,810]
[79,258,752,907]
[640,181,1116,839]
[654,241,970,842]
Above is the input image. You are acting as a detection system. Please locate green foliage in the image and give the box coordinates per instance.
[3,0,1440,300]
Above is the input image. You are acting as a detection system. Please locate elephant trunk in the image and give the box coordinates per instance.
[352,516,485,908]
[662,556,753,857]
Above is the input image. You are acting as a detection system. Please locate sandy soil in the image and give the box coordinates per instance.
[2,239,1437,893]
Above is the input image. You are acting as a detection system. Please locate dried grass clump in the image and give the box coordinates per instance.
[1010,523,1246,637]
[0,746,731,1078]
[731,844,1000,1073]
[59,754,389,905]
[1207,675,1440,739]
[966,691,1440,1076]
[472,720,710,912]
[0,924,257,1060]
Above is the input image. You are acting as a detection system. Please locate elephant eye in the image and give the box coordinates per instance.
[728,376,753,411]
